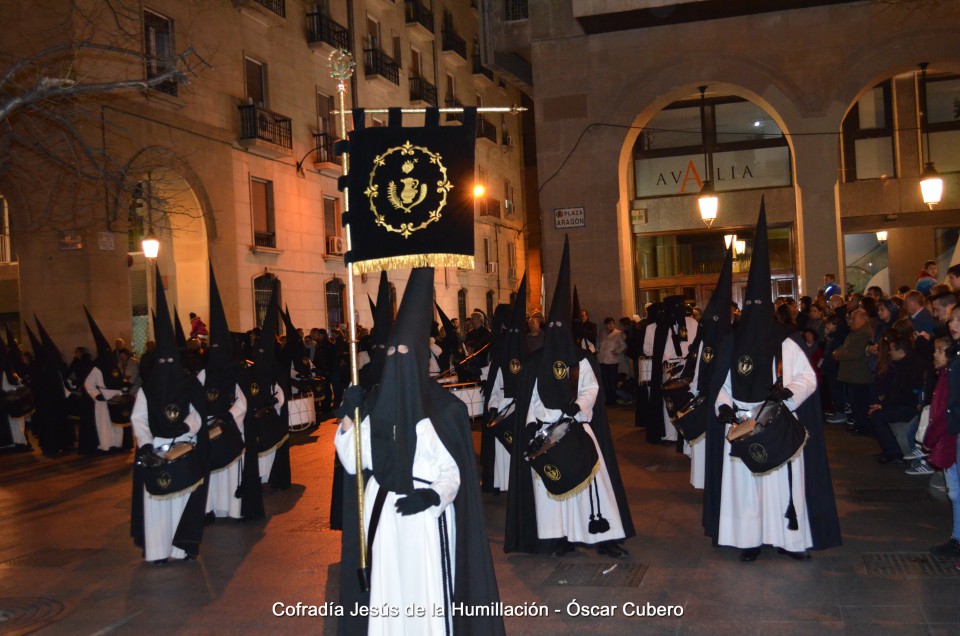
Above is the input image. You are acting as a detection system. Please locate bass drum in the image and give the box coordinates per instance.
[637,357,653,386]
[727,401,808,474]
[4,387,35,418]
[524,418,599,500]
[288,396,316,432]
[207,416,245,471]
[137,442,204,498]
[253,406,288,456]
[107,393,135,426]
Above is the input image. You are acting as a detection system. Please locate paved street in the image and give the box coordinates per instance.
[1,408,958,636]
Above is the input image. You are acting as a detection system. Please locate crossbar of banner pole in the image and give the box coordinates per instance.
[333,106,527,115]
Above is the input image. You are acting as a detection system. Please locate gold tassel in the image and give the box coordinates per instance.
[533,460,601,502]
[209,454,242,474]
[258,434,289,458]
[351,254,474,274]
[687,432,707,446]
[146,478,205,501]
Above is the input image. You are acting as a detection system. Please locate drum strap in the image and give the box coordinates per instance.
[774,349,799,532]
[365,487,389,565]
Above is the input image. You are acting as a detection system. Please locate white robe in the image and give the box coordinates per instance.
[131,391,203,562]
[486,368,512,491]
[197,370,247,519]
[644,316,699,441]
[685,340,706,490]
[335,415,460,636]
[83,367,125,451]
[525,358,626,544]
[257,383,285,483]
[715,337,816,551]
[2,375,28,446]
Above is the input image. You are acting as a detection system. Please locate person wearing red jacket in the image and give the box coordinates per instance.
[928,334,959,557]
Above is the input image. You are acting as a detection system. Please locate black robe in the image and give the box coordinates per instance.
[702,332,842,550]
[504,349,635,553]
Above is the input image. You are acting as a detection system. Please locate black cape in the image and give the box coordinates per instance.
[504,349,635,553]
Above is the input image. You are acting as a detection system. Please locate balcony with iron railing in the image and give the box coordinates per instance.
[405,1,435,39]
[501,129,512,148]
[307,12,350,52]
[477,116,498,144]
[504,0,528,21]
[313,132,339,172]
[441,29,468,65]
[238,103,293,157]
[445,97,464,123]
[409,76,438,106]
[364,48,400,86]
[471,57,495,86]
[254,231,276,249]
[479,197,501,218]
[233,0,285,24]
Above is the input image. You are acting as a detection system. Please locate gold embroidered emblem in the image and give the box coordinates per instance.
[504,431,513,444]
[164,404,181,422]
[702,347,714,364]
[111,368,120,379]
[737,355,753,376]
[509,358,521,374]
[250,382,260,397]
[543,464,562,481]
[157,472,172,490]
[206,388,219,403]
[749,443,768,464]
[552,361,568,380]
[365,140,452,238]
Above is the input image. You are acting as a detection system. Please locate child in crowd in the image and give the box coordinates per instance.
[925,335,959,556]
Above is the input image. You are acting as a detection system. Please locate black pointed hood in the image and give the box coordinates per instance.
[84,306,112,357]
[571,285,583,345]
[368,294,376,318]
[24,323,42,361]
[368,271,394,375]
[84,307,123,388]
[694,246,733,393]
[497,273,527,399]
[537,236,580,409]
[251,278,282,381]
[730,197,788,402]
[204,264,238,412]
[367,267,435,494]
[173,306,188,351]
[281,305,312,376]
[35,316,66,373]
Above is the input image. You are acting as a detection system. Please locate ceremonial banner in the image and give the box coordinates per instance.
[343,107,477,273]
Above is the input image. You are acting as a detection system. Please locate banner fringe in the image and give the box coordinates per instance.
[351,254,474,274]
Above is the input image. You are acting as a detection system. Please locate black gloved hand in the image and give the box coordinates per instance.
[96,394,106,402]
[174,422,190,437]
[562,402,580,417]
[394,488,441,516]
[335,384,367,420]
[137,443,155,460]
[486,407,498,424]
[525,421,541,439]
[717,404,737,425]
[766,384,794,403]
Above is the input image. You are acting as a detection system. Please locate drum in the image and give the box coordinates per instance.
[4,387,35,418]
[674,394,708,444]
[727,401,808,474]
[446,381,483,418]
[524,418,599,500]
[293,378,315,398]
[207,415,244,471]
[253,406,288,456]
[288,396,316,432]
[637,357,653,386]
[661,378,693,421]
[486,402,516,449]
[107,393,135,426]
[137,441,204,497]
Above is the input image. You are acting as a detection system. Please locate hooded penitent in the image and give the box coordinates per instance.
[571,285,583,346]
[359,271,393,390]
[280,306,313,379]
[434,300,461,371]
[536,236,580,410]
[84,307,124,391]
[498,273,527,401]
[204,264,240,418]
[694,247,734,395]
[730,198,788,403]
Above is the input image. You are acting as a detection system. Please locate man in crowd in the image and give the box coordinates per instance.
[597,317,626,406]
[868,338,925,465]
[820,273,841,299]
[917,260,939,296]
[834,309,874,435]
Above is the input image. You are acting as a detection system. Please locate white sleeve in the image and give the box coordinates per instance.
[273,384,285,412]
[131,390,153,447]
[419,420,460,518]
[488,368,505,411]
[185,404,202,435]
[643,323,656,357]
[83,367,102,400]
[715,370,733,414]
[230,383,248,430]
[781,338,817,412]
[334,415,373,475]
[575,358,600,422]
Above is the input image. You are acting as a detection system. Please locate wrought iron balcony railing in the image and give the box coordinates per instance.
[254,0,284,18]
[472,58,494,82]
[409,76,438,106]
[441,29,467,60]
[477,116,498,143]
[307,12,350,50]
[405,1,434,33]
[313,132,337,164]
[364,48,400,85]
[254,231,276,248]
[445,97,464,123]
[238,104,293,149]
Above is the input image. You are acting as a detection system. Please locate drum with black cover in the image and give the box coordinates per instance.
[253,406,288,455]
[727,401,807,474]
[4,387,35,418]
[524,417,599,500]
[107,392,135,426]
[137,442,204,497]
[207,415,245,470]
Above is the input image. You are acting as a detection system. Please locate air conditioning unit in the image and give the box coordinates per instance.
[504,199,513,212]
[327,236,345,255]
[486,261,498,274]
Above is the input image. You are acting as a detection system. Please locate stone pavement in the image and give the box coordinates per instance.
[1,408,959,636]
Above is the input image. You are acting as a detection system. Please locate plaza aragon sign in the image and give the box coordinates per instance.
[634,146,791,198]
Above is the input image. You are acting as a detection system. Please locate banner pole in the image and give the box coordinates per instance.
[329,50,369,587]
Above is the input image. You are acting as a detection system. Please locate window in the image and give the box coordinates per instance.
[245,57,266,106]
[476,93,483,108]
[923,74,960,173]
[841,81,895,181]
[410,47,422,78]
[317,92,335,135]
[457,288,468,324]
[504,178,515,215]
[393,33,402,67]
[486,290,494,319]
[251,177,275,247]
[506,242,516,279]
[446,72,456,100]
[253,273,280,328]
[144,10,177,96]
[483,237,491,265]
[634,95,790,198]
[0,196,11,263]
[366,15,381,49]
[325,279,346,330]
[324,196,342,254]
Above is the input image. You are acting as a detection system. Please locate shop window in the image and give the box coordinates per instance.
[326,278,346,330]
[841,81,895,181]
[251,177,275,248]
[253,273,280,328]
[923,74,960,174]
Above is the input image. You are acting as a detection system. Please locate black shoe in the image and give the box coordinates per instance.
[549,541,576,557]
[597,542,629,559]
[877,455,904,465]
[204,511,216,526]
[930,538,960,556]
[777,547,811,560]
[152,559,168,566]
[872,452,886,460]
[739,547,761,562]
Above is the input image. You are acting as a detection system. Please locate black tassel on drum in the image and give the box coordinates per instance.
[588,480,610,535]
[785,461,798,531]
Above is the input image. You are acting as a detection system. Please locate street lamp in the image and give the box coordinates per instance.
[918,63,943,209]
[735,239,746,257]
[724,233,736,249]
[876,230,888,243]
[697,86,718,227]
[141,232,159,259]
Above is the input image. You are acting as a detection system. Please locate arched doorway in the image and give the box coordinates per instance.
[127,168,209,353]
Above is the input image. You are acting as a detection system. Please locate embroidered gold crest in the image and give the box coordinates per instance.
[543,464,562,481]
[503,431,513,445]
[749,443,768,464]
[365,141,452,239]
[552,361,568,380]
[164,404,181,422]
[206,388,219,403]
[737,355,754,376]
[702,347,714,364]
[509,358,521,374]
[250,382,260,397]
[111,368,120,379]
[157,472,172,490]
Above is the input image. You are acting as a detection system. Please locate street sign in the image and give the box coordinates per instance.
[553,206,585,229]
